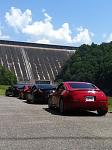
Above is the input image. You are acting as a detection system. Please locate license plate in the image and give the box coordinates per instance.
[85,96,94,102]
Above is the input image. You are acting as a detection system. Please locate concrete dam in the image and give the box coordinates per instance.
[0,40,75,82]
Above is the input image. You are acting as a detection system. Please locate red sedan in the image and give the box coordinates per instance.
[48,82,108,116]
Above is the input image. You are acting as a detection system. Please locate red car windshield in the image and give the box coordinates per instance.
[69,83,97,89]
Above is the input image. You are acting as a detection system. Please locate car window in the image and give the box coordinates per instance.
[56,84,65,92]
[15,84,25,89]
[69,83,96,89]
[35,84,55,90]
[32,86,36,90]
[59,85,65,90]
[56,84,63,91]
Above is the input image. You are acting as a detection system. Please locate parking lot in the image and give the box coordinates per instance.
[0,96,112,150]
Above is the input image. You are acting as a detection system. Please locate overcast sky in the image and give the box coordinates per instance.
[0,0,112,46]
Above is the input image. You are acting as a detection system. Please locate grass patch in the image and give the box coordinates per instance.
[0,85,9,95]
[108,97,112,112]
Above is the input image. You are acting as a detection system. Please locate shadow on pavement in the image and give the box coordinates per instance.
[22,100,47,105]
[43,107,99,117]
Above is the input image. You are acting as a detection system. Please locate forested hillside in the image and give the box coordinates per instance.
[56,42,112,95]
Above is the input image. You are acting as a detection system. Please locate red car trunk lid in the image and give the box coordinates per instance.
[69,89,106,102]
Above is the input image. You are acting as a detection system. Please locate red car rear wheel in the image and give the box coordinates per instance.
[97,108,108,116]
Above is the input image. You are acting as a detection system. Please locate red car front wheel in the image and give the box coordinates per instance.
[59,99,65,114]
[48,97,53,109]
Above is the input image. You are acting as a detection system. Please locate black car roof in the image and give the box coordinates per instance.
[34,84,56,90]
[13,84,25,88]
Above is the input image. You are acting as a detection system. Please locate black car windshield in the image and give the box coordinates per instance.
[35,84,55,90]
[14,84,25,88]
[69,83,96,89]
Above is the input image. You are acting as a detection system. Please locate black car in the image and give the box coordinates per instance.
[26,83,56,103]
[5,83,26,97]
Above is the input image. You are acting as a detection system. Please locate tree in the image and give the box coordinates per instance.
[0,65,17,85]
[56,42,112,95]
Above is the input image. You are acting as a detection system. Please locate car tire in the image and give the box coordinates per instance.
[5,91,9,96]
[26,93,32,103]
[18,93,22,99]
[48,97,53,109]
[59,99,65,115]
[97,108,108,116]
[32,95,37,104]
[21,93,25,100]
[23,94,26,100]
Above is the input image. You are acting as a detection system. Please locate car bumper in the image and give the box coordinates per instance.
[66,100,108,111]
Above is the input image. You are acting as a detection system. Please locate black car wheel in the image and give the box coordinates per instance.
[48,97,53,109]
[97,108,108,116]
[26,93,32,103]
[18,93,22,99]
[5,91,9,96]
[59,99,65,114]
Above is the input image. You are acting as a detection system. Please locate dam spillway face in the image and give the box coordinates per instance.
[0,40,75,82]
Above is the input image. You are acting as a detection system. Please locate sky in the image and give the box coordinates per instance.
[0,0,112,47]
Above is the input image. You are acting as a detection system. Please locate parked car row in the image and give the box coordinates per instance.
[5,81,108,116]
[5,83,27,97]
[5,81,56,104]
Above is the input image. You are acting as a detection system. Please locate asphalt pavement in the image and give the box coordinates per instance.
[0,96,112,150]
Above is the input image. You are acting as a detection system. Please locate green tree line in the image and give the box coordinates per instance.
[0,65,17,85]
[56,42,112,95]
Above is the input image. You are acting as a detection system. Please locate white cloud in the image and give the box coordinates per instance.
[36,38,50,44]
[73,26,94,45]
[44,12,52,22]
[5,7,93,46]
[102,33,112,43]
[5,7,32,32]
[106,33,112,42]
[22,19,53,36]
[22,11,73,45]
